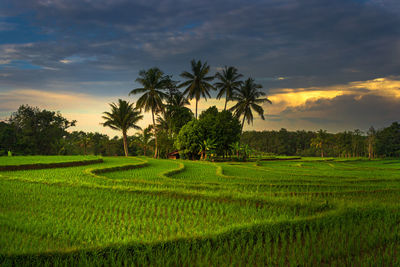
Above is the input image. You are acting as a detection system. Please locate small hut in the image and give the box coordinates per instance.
[167,151,180,159]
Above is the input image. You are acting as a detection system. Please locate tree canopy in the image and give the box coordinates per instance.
[175,106,241,159]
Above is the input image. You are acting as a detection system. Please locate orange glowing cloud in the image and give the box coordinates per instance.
[266,76,400,114]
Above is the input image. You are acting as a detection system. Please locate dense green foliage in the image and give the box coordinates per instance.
[175,107,241,159]
[0,105,75,155]
[375,122,400,157]
[0,156,399,266]
[241,122,400,158]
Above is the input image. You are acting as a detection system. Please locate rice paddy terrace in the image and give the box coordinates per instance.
[0,156,399,266]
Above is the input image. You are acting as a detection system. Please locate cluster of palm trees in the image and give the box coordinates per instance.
[102,59,271,158]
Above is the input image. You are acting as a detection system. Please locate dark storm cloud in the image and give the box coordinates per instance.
[280,94,400,131]
[0,0,399,94]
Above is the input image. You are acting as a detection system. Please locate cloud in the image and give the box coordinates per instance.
[0,0,399,132]
[259,76,400,132]
[279,94,400,132]
[0,0,399,92]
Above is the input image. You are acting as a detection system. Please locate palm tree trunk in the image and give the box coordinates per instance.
[224,97,228,111]
[152,111,158,158]
[195,99,198,119]
[241,116,246,134]
[122,131,128,157]
[144,145,146,156]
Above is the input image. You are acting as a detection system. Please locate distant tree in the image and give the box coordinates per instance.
[230,141,241,158]
[311,129,328,158]
[130,67,169,158]
[180,59,215,119]
[215,66,243,110]
[375,122,400,157]
[335,131,353,157]
[102,99,143,157]
[351,129,365,157]
[367,127,376,159]
[90,132,110,156]
[230,78,272,133]
[76,131,92,155]
[8,105,76,155]
[0,121,16,155]
[133,127,154,156]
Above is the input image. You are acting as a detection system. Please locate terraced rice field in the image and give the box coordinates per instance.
[0,156,399,266]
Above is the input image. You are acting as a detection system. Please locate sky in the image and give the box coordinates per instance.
[0,0,399,137]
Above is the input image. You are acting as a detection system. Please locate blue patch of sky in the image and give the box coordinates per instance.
[0,60,42,70]
[0,13,53,44]
[182,21,202,31]
[61,55,97,64]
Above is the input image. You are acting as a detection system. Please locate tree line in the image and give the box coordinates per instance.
[241,124,400,158]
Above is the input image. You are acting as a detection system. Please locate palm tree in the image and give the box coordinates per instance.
[130,67,169,158]
[76,131,92,155]
[230,141,241,158]
[101,99,143,157]
[230,78,272,133]
[215,66,243,110]
[199,138,216,160]
[133,127,154,156]
[156,113,170,133]
[311,129,328,158]
[179,59,215,119]
[168,91,190,108]
[367,127,376,159]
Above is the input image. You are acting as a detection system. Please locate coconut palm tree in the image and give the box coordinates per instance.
[130,67,169,158]
[168,91,190,108]
[215,66,243,110]
[76,131,92,155]
[179,59,215,119]
[230,78,272,133]
[133,127,154,156]
[101,99,143,157]
[311,129,328,158]
[230,141,241,158]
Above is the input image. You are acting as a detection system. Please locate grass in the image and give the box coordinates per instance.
[0,155,100,166]
[0,156,399,266]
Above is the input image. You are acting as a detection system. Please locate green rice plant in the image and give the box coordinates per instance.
[0,156,399,266]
